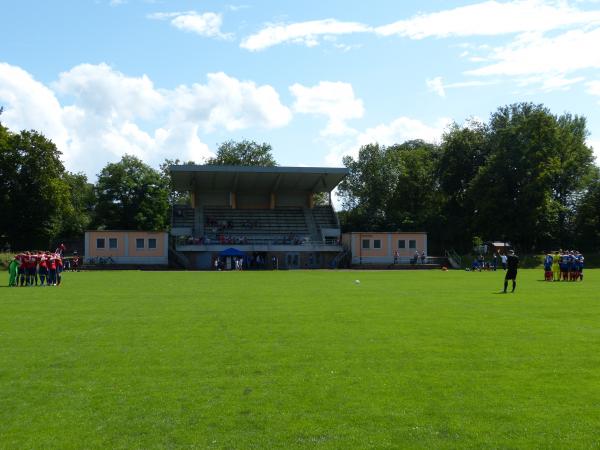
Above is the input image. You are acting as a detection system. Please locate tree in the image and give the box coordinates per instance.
[386,140,442,234]
[338,143,397,231]
[0,127,70,249]
[574,168,600,251]
[469,103,594,251]
[59,171,95,238]
[337,141,443,240]
[550,113,595,245]
[206,140,277,166]
[94,155,169,230]
[159,158,194,206]
[437,120,489,251]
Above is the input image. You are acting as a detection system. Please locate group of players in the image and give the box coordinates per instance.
[544,250,584,282]
[7,248,67,287]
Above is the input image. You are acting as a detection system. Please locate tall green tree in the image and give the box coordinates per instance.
[470,103,593,251]
[94,155,169,230]
[338,141,443,239]
[338,143,397,231]
[206,140,277,166]
[574,168,600,251]
[59,171,94,238]
[0,127,70,249]
[386,140,442,234]
[437,120,489,251]
[550,113,595,245]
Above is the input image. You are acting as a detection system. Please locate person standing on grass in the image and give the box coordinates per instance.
[500,252,507,270]
[48,253,57,286]
[8,256,19,286]
[577,252,584,281]
[552,251,560,281]
[38,253,48,286]
[17,253,26,286]
[503,249,519,293]
[56,254,63,286]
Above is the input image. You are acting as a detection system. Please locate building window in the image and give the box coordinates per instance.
[96,238,105,249]
[373,239,381,249]
[362,239,370,249]
[409,239,417,249]
[109,238,118,249]
[136,238,145,249]
[148,238,157,249]
[398,240,406,249]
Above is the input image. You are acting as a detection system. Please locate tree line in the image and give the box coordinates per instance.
[337,103,599,253]
[1,102,599,253]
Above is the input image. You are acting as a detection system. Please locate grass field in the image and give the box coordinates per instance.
[1,269,599,449]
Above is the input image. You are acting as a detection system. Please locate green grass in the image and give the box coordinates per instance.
[1,269,599,449]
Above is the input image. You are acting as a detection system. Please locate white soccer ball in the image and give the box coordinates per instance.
[355,279,361,284]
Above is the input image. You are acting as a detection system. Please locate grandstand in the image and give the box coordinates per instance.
[169,165,348,269]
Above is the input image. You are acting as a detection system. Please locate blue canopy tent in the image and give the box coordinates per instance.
[218,247,247,270]
[219,248,246,257]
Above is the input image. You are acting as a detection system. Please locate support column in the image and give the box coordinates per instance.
[194,208,202,237]
[270,193,276,209]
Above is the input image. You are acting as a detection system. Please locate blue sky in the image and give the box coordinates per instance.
[1,0,599,180]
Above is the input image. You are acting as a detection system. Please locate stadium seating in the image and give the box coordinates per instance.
[173,204,342,246]
[172,206,194,228]
[312,205,338,229]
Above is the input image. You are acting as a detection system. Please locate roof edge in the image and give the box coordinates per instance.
[169,164,349,174]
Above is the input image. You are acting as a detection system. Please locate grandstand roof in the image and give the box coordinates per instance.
[170,165,349,193]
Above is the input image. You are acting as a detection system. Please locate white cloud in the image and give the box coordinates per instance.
[227,4,250,12]
[0,63,70,153]
[0,63,293,179]
[170,72,292,132]
[467,28,600,77]
[587,80,600,98]
[54,63,165,120]
[237,1,600,56]
[240,19,371,51]
[539,75,585,91]
[426,77,445,97]
[356,117,450,148]
[289,81,364,136]
[426,76,501,96]
[148,11,232,39]
[376,0,600,39]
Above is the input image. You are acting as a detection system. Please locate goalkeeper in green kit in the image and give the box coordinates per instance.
[8,256,19,287]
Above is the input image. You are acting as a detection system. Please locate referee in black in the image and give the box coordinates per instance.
[503,249,519,293]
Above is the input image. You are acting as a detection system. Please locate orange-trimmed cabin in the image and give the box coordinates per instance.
[84,230,168,265]
[342,231,428,265]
